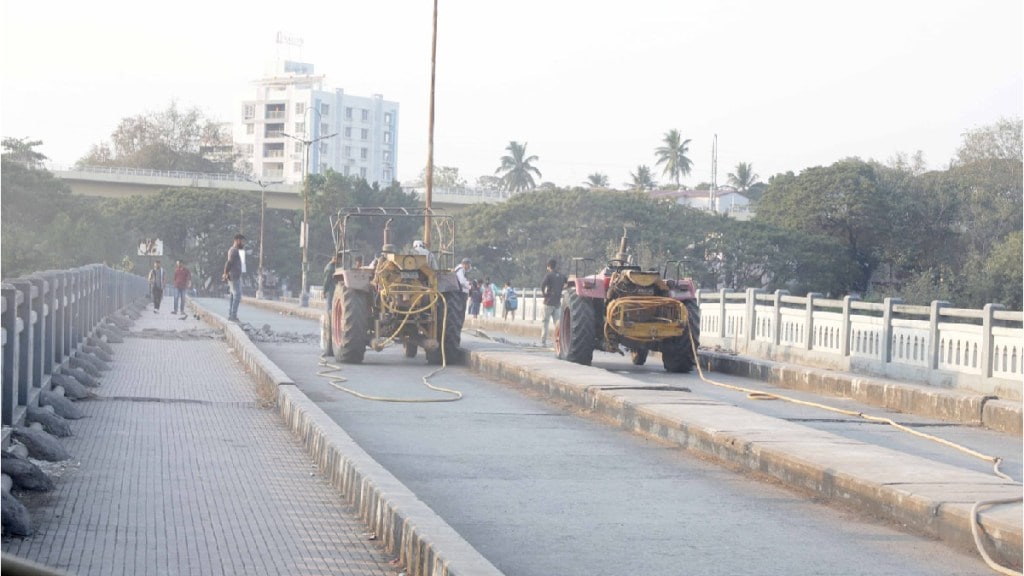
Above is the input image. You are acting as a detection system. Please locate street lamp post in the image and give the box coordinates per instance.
[283,116,337,307]
[248,177,282,300]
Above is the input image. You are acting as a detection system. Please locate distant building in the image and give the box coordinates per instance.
[234,60,399,186]
[649,186,754,220]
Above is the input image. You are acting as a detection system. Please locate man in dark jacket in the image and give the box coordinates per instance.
[540,258,565,347]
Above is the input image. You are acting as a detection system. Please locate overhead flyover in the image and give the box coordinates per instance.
[51,165,509,211]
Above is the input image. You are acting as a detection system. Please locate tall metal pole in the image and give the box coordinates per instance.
[424,0,438,246]
[257,182,266,299]
[301,143,311,307]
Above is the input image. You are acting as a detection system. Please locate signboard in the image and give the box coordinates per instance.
[137,238,163,257]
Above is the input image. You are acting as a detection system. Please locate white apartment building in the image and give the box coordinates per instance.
[234,60,399,186]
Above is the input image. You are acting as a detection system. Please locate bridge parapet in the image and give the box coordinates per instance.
[698,288,1023,400]
[1,265,148,430]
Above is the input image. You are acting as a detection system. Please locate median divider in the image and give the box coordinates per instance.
[467,347,1023,570]
[191,300,504,576]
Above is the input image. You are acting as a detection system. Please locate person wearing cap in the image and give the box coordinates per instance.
[456,258,472,294]
[412,240,438,269]
[222,233,246,322]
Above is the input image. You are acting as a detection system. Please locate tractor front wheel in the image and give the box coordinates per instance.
[557,291,595,366]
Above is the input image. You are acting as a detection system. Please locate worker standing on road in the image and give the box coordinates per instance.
[540,258,565,347]
[172,260,192,319]
[222,234,245,322]
[456,258,472,294]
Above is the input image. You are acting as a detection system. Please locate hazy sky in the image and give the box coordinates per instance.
[2,0,1021,188]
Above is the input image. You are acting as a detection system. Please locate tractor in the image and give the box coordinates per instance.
[321,207,466,365]
[555,229,701,373]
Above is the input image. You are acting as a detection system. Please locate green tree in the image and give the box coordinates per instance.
[2,137,48,167]
[755,159,894,292]
[584,173,609,188]
[495,141,542,193]
[78,101,235,173]
[627,165,656,191]
[654,129,693,188]
[416,165,467,189]
[727,162,760,191]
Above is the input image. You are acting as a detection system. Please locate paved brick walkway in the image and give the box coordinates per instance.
[2,305,398,576]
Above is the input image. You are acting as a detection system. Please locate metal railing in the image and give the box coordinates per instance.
[696,288,1023,400]
[1,265,148,427]
[50,163,251,183]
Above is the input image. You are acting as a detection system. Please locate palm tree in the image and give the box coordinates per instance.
[584,172,609,188]
[495,141,542,193]
[654,129,693,188]
[628,165,656,191]
[727,162,760,191]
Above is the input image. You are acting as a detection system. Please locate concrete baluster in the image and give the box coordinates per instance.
[12,279,35,410]
[841,295,858,357]
[745,288,761,342]
[773,290,787,346]
[26,276,46,387]
[882,297,902,363]
[981,303,1005,377]
[928,300,949,370]
[718,288,727,338]
[805,293,821,350]
[38,273,57,378]
[1,284,21,426]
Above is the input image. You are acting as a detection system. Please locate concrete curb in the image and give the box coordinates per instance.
[468,348,1023,570]
[466,316,1023,436]
[191,301,504,576]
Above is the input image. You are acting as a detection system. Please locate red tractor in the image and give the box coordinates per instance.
[555,230,700,373]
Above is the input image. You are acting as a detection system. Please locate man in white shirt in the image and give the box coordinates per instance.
[455,258,472,294]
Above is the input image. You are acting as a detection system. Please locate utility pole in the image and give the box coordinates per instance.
[248,177,282,299]
[283,125,337,307]
[424,0,439,247]
[710,134,718,214]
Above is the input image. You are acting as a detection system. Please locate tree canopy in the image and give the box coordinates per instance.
[78,101,235,173]
[654,129,693,187]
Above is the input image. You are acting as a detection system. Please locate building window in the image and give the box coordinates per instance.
[360,147,368,160]
[344,127,352,138]
[295,122,305,134]
[320,103,330,116]
[344,146,352,158]
[383,150,391,163]
[345,107,353,119]
[360,167,367,178]
[320,142,329,153]
[263,143,285,158]
[384,112,392,125]
[361,109,369,122]
[265,124,284,138]
[361,128,368,140]
[246,124,254,135]
[265,103,286,120]
[383,131,391,144]
[295,102,305,115]
[294,142,303,153]
[321,122,329,135]
[243,104,255,119]
[294,162,302,173]
[383,169,392,181]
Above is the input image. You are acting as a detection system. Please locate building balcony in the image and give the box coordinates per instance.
[265,111,286,120]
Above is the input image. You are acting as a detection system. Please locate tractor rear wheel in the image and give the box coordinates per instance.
[661,337,693,373]
[427,291,466,365]
[557,291,595,366]
[404,341,418,358]
[332,285,370,364]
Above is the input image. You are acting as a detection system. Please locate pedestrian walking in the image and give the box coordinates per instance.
[148,260,166,313]
[540,258,566,347]
[468,280,482,318]
[222,234,246,322]
[481,277,498,318]
[502,281,518,321]
[172,259,192,319]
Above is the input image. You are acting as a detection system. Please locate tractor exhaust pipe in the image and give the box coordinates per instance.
[615,226,630,262]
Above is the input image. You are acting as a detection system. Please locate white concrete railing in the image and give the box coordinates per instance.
[48,163,252,182]
[697,288,1023,400]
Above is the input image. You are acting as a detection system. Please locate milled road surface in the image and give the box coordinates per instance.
[196,297,999,576]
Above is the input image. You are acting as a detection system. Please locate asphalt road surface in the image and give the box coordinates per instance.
[196,297,1001,576]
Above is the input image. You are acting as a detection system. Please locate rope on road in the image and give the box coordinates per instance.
[687,332,1022,576]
